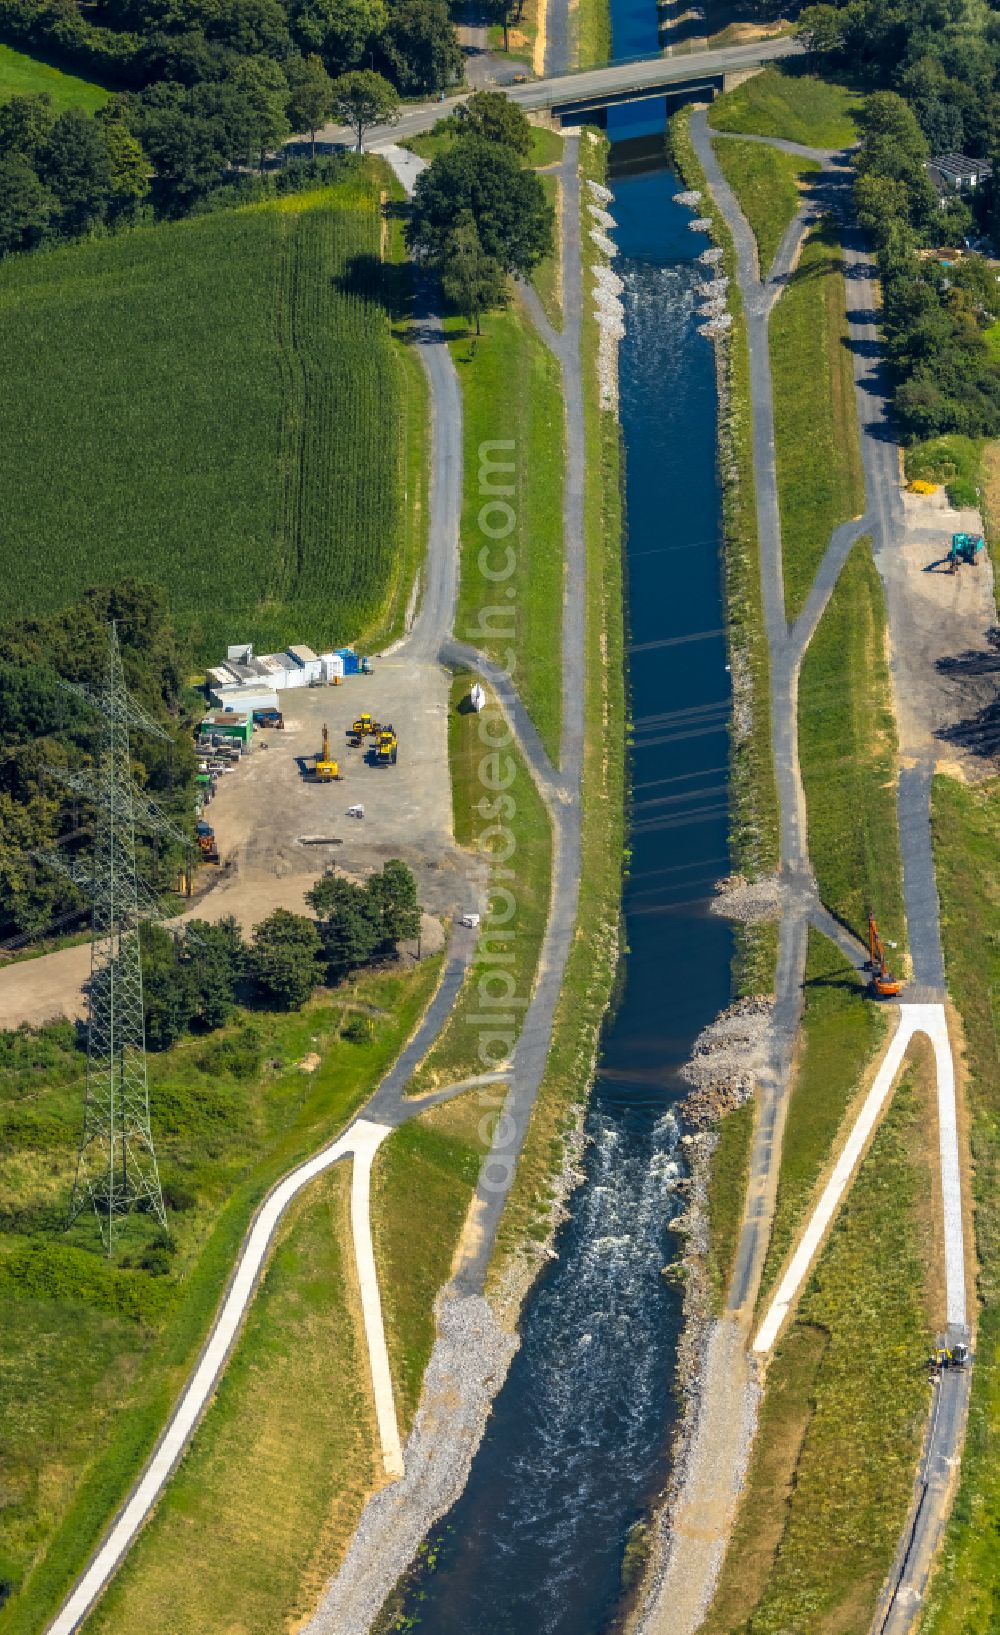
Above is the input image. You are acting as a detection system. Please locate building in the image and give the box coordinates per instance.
[199,711,254,748]
[207,642,345,708]
[928,152,993,200]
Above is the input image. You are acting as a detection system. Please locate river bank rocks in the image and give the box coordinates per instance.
[674,189,702,208]
[710,870,782,924]
[302,1293,519,1635]
[678,995,774,1128]
[588,191,625,412]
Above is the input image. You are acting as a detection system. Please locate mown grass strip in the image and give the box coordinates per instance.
[406,672,552,1095]
[532,172,563,332]
[373,1096,489,1431]
[81,1167,376,1635]
[921,775,1000,1633]
[757,929,887,1311]
[712,139,820,278]
[771,220,866,622]
[707,66,863,149]
[448,303,565,761]
[485,130,625,1300]
[704,1053,936,1635]
[798,537,907,953]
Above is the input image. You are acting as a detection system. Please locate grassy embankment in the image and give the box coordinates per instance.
[905,433,989,514]
[920,778,1000,1633]
[770,221,867,620]
[707,65,863,150]
[484,129,625,1298]
[0,960,441,1634]
[670,105,779,1304]
[702,1051,937,1634]
[447,300,565,760]
[0,43,110,111]
[373,1093,491,1429]
[756,931,887,1309]
[799,538,907,953]
[81,1168,373,1635]
[0,165,422,658]
[712,139,821,277]
[405,673,552,1094]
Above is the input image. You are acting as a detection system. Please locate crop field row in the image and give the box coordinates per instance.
[0,179,405,657]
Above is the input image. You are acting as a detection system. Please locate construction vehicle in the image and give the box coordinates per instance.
[374,725,398,766]
[929,1342,969,1371]
[348,714,383,747]
[252,708,284,729]
[865,911,903,998]
[197,831,220,864]
[313,723,341,781]
[948,532,984,572]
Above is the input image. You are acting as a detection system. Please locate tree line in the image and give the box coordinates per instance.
[0,583,199,945]
[787,0,1000,441]
[141,858,422,1047]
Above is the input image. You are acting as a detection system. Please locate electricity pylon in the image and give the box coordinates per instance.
[60,624,184,1250]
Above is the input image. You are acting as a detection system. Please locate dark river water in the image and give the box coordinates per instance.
[394,62,732,1635]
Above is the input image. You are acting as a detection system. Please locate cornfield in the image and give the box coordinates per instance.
[0,179,404,656]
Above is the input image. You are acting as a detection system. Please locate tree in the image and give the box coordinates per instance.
[132,102,226,214]
[141,924,196,1050]
[330,68,399,149]
[440,209,506,333]
[795,4,846,55]
[225,54,292,167]
[408,138,554,274]
[250,908,324,1009]
[451,89,531,155]
[308,860,422,979]
[0,155,54,257]
[38,108,113,236]
[287,52,333,154]
[382,0,462,95]
[98,111,150,225]
[181,915,246,1028]
[291,0,388,75]
[363,858,421,951]
[0,92,56,161]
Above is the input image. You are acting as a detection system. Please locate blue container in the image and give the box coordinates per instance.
[337,648,360,675]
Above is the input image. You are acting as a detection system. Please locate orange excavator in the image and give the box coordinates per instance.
[866,911,903,998]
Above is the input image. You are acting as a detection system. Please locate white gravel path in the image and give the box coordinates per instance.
[755,1003,966,1353]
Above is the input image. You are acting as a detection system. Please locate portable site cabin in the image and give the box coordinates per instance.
[200,711,254,748]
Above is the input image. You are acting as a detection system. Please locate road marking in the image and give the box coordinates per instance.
[754,1003,965,1354]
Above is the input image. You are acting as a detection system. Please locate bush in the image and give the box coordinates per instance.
[341,1014,374,1043]
[196,1024,263,1081]
[161,1178,197,1212]
[946,476,979,508]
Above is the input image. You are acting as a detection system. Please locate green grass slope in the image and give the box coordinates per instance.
[713,139,820,277]
[0,45,110,112]
[0,961,439,1635]
[708,66,863,149]
[0,175,412,657]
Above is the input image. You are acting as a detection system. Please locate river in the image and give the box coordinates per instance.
[392,69,732,1635]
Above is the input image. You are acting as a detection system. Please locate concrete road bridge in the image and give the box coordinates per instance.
[312,35,801,150]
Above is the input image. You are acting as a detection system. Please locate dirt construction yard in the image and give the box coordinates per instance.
[0,656,483,1030]
[888,487,999,776]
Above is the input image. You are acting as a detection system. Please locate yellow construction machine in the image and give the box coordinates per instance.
[313,723,341,781]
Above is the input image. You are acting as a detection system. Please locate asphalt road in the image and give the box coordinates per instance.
[310,36,800,151]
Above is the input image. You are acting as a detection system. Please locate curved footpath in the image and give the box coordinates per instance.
[44,136,587,1635]
[633,112,970,1635]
